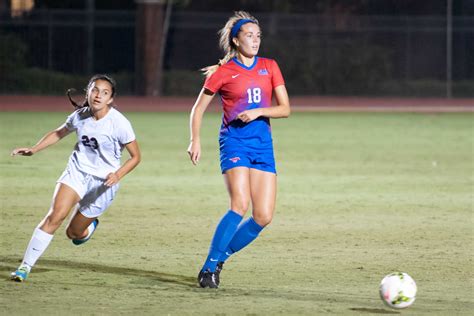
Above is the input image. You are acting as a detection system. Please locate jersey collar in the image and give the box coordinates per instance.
[232,56,258,70]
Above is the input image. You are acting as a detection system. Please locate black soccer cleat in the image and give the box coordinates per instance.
[216,261,224,273]
[215,262,224,285]
[198,269,219,288]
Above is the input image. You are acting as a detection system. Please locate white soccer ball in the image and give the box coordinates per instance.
[379,272,417,309]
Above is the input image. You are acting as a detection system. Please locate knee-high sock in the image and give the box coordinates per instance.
[21,227,54,270]
[219,217,264,262]
[201,210,242,272]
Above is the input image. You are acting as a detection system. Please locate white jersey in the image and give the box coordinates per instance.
[63,107,136,179]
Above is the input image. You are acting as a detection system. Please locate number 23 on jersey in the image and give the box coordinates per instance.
[82,135,99,149]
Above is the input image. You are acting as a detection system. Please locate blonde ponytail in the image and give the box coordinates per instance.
[201,11,259,78]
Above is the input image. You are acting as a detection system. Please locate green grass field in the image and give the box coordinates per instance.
[0,111,472,315]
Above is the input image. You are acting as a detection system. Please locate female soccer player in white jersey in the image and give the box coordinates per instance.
[187,11,290,288]
[10,74,141,282]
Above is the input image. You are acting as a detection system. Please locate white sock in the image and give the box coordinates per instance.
[21,227,54,270]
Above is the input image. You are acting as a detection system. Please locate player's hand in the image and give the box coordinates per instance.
[187,141,201,165]
[237,109,261,123]
[11,147,35,156]
[104,172,119,187]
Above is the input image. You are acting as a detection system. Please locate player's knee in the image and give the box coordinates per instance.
[253,212,273,227]
[65,227,74,239]
[42,213,66,230]
[231,200,250,215]
[65,226,84,240]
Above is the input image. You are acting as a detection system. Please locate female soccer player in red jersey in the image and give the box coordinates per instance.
[187,11,290,288]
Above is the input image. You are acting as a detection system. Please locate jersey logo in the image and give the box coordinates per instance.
[231,74,240,79]
[229,157,240,163]
[258,69,268,75]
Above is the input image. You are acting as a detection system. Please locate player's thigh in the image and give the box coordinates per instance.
[67,177,117,236]
[223,167,251,214]
[53,183,81,208]
[249,168,276,226]
[39,183,81,230]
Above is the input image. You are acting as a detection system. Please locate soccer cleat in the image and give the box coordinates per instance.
[10,266,29,282]
[72,219,99,245]
[215,261,224,285]
[198,269,219,288]
[216,261,224,273]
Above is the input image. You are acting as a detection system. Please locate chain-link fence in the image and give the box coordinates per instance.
[1,9,472,96]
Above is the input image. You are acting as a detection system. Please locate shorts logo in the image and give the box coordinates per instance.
[258,69,268,75]
[229,157,240,163]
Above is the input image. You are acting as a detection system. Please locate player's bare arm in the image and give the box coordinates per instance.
[104,140,141,187]
[11,125,71,156]
[187,88,215,165]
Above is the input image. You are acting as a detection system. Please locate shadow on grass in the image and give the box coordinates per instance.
[0,256,196,287]
[349,308,399,314]
[1,256,401,309]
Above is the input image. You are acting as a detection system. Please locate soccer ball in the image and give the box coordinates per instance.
[379,272,417,309]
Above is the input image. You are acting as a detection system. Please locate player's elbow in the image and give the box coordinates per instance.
[134,154,142,166]
[281,105,291,118]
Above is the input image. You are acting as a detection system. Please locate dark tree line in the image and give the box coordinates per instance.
[29,0,474,16]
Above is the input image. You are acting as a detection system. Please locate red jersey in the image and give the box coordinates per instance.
[203,57,285,152]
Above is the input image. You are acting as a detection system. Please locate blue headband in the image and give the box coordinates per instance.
[231,19,254,38]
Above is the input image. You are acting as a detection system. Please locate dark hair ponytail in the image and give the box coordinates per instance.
[66,88,85,109]
[66,74,117,109]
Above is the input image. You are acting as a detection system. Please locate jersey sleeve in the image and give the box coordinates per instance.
[203,68,224,93]
[63,111,78,131]
[271,59,285,88]
[117,118,136,145]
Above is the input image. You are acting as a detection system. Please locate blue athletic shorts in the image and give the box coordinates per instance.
[220,150,276,174]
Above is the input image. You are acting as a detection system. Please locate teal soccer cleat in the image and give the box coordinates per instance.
[10,266,29,282]
[72,219,99,245]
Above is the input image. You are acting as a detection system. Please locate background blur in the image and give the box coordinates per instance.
[0,0,473,97]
